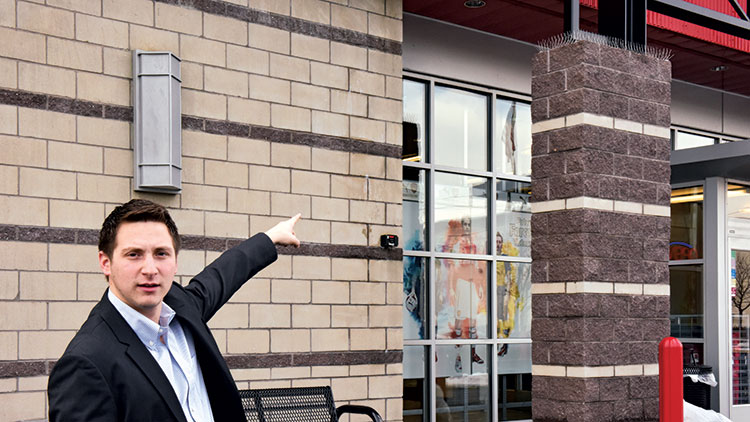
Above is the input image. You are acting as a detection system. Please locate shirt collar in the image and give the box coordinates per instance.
[107,289,176,349]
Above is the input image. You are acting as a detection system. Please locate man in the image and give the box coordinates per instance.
[48,199,300,421]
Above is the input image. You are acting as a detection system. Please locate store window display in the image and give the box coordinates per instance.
[402,76,532,421]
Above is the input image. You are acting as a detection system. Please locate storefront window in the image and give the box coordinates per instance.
[670,186,703,260]
[434,173,488,255]
[496,181,531,259]
[495,101,531,177]
[497,343,532,421]
[404,256,427,340]
[403,167,426,252]
[403,80,426,163]
[436,345,491,422]
[670,265,703,338]
[403,346,427,421]
[403,75,532,421]
[498,262,531,339]
[670,186,704,364]
[435,258,489,339]
[434,86,487,171]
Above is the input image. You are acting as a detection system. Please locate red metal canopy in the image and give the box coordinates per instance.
[404,0,750,96]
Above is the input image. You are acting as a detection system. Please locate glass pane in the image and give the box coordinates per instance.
[728,184,750,220]
[497,343,532,421]
[733,316,750,405]
[404,346,426,422]
[404,257,427,340]
[728,186,750,405]
[495,100,531,176]
[436,258,488,339]
[403,80,426,162]
[669,265,703,339]
[670,186,703,260]
[732,249,750,405]
[673,131,715,150]
[435,172,488,255]
[498,262,532,339]
[403,167,426,251]
[498,373,532,421]
[496,181,531,258]
[682,342,704,365]
[434,86,487,171]
[436,345,490,422]
[733,326,750,405]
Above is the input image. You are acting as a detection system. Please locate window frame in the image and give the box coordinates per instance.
[671,126,745,151]
[402,71,533,422]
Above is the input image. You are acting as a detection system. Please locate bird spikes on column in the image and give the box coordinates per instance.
[537,29,673,61]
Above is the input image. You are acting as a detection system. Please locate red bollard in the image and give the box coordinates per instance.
[659,337,683,422]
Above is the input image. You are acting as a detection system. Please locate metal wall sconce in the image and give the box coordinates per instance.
[133,50,182,193]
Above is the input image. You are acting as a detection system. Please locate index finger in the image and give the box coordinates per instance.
[289,213,302,225]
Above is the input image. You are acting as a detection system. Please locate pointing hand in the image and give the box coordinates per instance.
[264,213,301,247]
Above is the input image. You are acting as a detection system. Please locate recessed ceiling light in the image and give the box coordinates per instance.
[710,65,728,72]
[464,0,486,8]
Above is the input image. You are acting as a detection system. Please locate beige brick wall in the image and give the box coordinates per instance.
[0,0,403,419]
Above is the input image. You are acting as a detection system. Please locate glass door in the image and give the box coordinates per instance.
[726,183,750,420]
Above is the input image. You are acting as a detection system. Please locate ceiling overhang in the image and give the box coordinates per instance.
[672,141,750,183]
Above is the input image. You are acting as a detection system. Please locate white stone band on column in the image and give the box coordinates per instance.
[531,196,670,217]
[532,364,659,378]
[531,282,670,296]
[531,112,670,139]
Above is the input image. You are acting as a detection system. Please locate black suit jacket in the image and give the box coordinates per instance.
[48,233,277,422]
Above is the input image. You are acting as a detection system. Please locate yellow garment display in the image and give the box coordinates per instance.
[497,241,521,338]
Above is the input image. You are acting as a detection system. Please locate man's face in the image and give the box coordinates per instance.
[99,221,177,322]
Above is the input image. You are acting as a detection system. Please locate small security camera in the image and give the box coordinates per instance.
[380,234,398,249]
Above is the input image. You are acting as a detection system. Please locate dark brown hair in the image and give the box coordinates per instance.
[98,199,180,258]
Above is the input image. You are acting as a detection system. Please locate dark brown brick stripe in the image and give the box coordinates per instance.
[0,225,97,245]
[0,88,132,121]
[224,350,403,369]
[0,350,402,378]
[153,0,402,56]
[280,243,402,260]
[0,224,402,260]
[0,88,402,159]
[185,115,402,159]
[0,360,51,378]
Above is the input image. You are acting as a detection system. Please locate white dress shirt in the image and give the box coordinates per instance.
[108,290,215,422]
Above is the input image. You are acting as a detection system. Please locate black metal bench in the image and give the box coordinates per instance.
[239,386,383,422]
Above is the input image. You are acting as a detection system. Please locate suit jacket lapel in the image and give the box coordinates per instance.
[98,291,188,422]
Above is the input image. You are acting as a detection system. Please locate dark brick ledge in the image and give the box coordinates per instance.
[0,350,403,378]
[0,224,402,260]
[0,88,132,121]
[0,360,51,379]
[154,0,402,56]
[0,88,402,159]
[184,115,402,159]
[224,350,403,369]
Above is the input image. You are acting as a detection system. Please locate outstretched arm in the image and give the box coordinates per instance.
[184,214,302,321]
[265,213,301,247]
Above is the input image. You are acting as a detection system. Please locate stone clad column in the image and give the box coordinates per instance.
[530,40,672,421]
